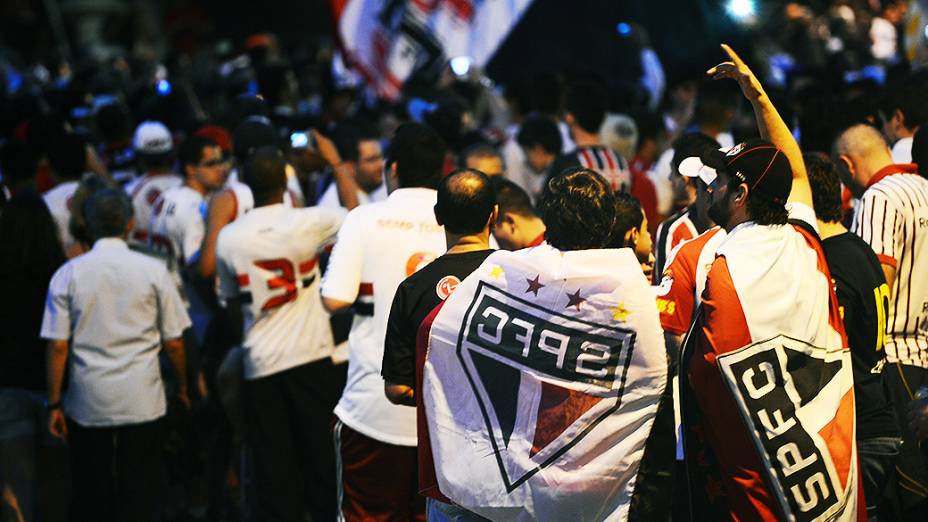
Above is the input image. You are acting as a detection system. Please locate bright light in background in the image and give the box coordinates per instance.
[450,56,471,77]
[156,79,172,96]
[616,22,632,37]
[726,0,757,21]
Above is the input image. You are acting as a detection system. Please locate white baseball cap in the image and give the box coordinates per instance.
[133,121,173,154]
[678,155,719,187]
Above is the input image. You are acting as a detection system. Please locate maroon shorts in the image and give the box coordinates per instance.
[334,420,425,522]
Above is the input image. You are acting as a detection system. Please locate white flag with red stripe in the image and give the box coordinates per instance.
[332,0,534,100]
[422,244,667,521]
[683,217,860,521]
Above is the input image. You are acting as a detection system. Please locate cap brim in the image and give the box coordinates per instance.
[678,156,718,186]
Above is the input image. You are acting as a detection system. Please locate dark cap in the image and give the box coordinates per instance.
[680,137,791,204]
[233,117,279,163]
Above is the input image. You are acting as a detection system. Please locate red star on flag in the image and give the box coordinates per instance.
[525,275,545,296]
[565,289,585,311]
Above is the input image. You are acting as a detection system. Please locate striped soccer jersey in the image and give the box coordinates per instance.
[851,164,928,368]
[653,208,701,279]
[216,203,345,380]
[549,145,631,192]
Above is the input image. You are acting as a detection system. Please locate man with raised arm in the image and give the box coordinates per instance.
[679,45,860,521]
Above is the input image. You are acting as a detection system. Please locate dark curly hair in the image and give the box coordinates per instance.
[539,167,617,250]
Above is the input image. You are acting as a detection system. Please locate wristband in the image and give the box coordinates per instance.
[47,401,62,411]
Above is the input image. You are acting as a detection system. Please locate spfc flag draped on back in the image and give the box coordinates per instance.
[422,245,667,521]
[332,0,534,100]
[681,220,861,521]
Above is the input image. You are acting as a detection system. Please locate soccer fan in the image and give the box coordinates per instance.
[511,113,562,202]
[490,177,546,251]
[316,124,387,208]
[881,73,928,164]
[41,188,191,521]
[124,121,182,248]
[652,132,721,277]
[462,144,505,177]
[548,80,632,192]
[805,153,900,519]
[150,136,227,267]
[610,192,654,279]
[835,122,928,514]
[216,146,345,521]
[198,120,356,280]
[419,167,669,520]
[680,45,860,520]
[321,122,447,521]
[382,168,496,407]
[44,134,88,256]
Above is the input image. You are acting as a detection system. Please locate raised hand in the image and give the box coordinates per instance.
[706,44,766,103]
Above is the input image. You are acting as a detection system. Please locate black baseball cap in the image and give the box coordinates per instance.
[233,116,280,164]
[679,138,791,204]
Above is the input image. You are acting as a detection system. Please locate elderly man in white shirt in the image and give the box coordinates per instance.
[41,188,191,522]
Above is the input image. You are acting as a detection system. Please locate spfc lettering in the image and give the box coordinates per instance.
[717,336,854,522]
[456,282,636,490]
[466,296,624,389]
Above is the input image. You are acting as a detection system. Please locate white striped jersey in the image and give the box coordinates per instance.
[549,145,631,192]
[124,173,183,248]
[851,164,928,368]
[653,208,700,279]
[216,203,346,380]
[148,185,206,266]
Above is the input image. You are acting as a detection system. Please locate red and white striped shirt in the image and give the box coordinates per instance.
[653,208,700,279]
[851,163,928,368]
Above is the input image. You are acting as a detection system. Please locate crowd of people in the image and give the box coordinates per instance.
[3,1,928,522]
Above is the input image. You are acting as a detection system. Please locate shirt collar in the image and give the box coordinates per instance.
[528,232,546,247]
[867,163,918,189]
[92,237,129,250]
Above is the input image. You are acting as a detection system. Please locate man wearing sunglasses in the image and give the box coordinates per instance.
[150,135,229,267]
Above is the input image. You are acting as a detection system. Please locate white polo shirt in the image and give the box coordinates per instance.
[40,238,191,427]
[149,185,207,265]
[125,173,183,247]
[42,180,80,252]
[321,188,446,446]
[217,204,346,380]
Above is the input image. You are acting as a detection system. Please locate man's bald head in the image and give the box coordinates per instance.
[435,168,497,235]
[833,124,891,160]
[833,124,894,196]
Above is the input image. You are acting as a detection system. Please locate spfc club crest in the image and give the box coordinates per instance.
[455,281,636,491]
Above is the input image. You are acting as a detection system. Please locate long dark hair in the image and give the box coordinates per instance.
[0,189,65,278]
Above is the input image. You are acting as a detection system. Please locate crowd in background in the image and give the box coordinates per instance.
[2,0,928,521]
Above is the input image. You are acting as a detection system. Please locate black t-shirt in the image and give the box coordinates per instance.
[381,249,494,388]
[822,232,899,439]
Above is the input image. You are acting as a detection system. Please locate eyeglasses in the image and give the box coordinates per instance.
[199,158,228,168]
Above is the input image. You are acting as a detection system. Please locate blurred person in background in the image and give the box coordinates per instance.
[512,113,561,202]
[0,191,66,522]
[42,189,191,522]
[462,143,505,177]
[124,121,181,249]
[881,72,928,164]
[489,177,546,251]
[44,133,89,257]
